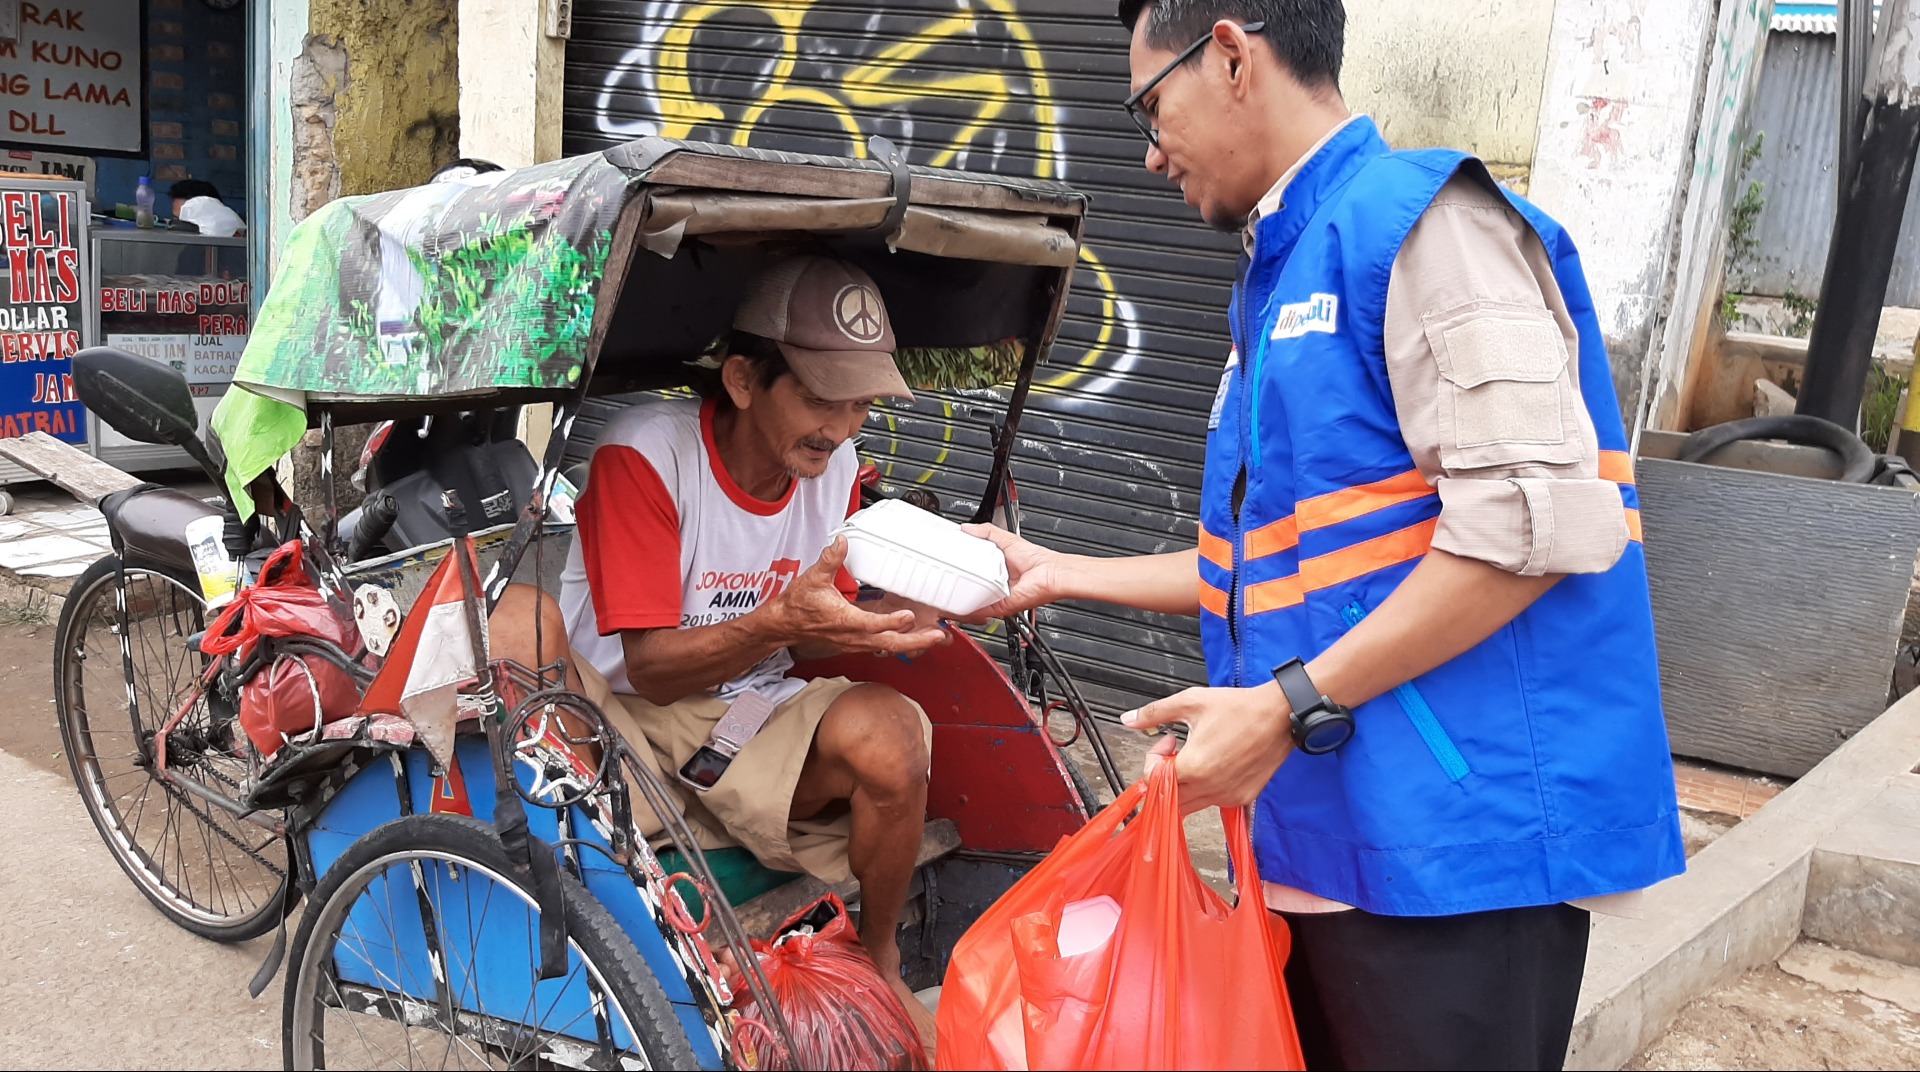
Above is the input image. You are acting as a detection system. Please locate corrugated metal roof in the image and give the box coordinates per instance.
[1730,29,1920,305]
[1770,2,1879,35]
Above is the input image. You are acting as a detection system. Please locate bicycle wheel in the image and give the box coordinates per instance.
[285,814,698,1071]
[53,554,292,941]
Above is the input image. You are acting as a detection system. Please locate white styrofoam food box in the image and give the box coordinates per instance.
[834,499,1011,616]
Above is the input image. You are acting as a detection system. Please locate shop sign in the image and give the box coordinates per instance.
[0,2,142,155]
[100,280,250,400]
[0,147,89,196]
[0,182,82,441]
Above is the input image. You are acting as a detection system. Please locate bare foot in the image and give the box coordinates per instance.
[870,947,939,1066]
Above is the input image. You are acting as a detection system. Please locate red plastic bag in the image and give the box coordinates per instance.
[201,543,363,757]
[935,763,1305,1071]
[732,894,928,1071]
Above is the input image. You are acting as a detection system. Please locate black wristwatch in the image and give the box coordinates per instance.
[1273,658,1355,754]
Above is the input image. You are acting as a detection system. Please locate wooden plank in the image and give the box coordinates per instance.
[644,152,1073,216]
[1640,456,1920,776]
[0,432,143,503]
[732,818,961,940]
[1720,331,1810,368]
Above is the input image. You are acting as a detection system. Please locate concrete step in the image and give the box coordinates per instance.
[1804,774,1920,968]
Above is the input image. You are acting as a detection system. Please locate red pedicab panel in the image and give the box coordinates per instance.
[793,630,1089,854]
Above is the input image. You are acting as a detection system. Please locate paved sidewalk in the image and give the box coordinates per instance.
[0,476,221,585]
[0,482,112,581]
[0,746,276,1069]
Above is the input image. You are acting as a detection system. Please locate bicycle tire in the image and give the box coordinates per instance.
[284,813,699,1071]
[54,554,293,941]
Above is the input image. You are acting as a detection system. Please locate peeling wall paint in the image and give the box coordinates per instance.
[307,0,462,198]
[1344,0,1557,169]
[1529,0,1726,424]
[289,34,346,224]
[266,0,309,270]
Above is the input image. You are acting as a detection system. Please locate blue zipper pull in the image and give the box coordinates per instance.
[1341,601,1471,783]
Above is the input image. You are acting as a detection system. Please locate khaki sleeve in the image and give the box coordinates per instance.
[1383,174,1629,576]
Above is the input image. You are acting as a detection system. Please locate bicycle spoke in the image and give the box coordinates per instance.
[59,564,286,936]
[298,842,657,1071]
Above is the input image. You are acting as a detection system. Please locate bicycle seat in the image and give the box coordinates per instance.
[98,484,224,576]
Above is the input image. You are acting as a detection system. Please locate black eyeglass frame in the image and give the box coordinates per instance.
[1122,20,1267,147]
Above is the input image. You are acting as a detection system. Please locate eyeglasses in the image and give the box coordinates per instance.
[1123,21,1266,147]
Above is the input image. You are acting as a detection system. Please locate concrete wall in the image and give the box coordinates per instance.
[458,0,565,168]
[1528,0,1775,433]
[261,0,462,259]
[1344,0,1557,176]
[299,0,461,209]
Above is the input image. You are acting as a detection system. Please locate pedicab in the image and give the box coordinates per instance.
[53,136,1124,1069]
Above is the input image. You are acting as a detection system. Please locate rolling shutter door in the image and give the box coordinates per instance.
[561,0,1242,714]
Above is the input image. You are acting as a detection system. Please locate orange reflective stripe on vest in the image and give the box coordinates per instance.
[1244,469,1434,563]
[1299,469,1434,529]
[1237,455,1641,617]
[1599,450,1643,544]
[1245,518,1441,616]
[1598,450,1634,486]
[1198,578,1230,617]
[1245,574,1305,614]
[1245,516,1299,559]
[1198,526,1233,570]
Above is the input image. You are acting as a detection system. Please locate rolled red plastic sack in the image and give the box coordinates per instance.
[935,762,1305,1070]
[732,893,929,1071]
[200,542,362,758]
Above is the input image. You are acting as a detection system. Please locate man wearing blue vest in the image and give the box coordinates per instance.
[965,2,1686,1068]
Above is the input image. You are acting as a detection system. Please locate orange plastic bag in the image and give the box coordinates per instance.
[935,763,1305,1071]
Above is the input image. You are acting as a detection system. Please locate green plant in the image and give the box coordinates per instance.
[1780,287,1818,339]
[0,589,53,626]
[1862,363,1903,453]
[1720,290,1748,328]
[1721,132,1768,328]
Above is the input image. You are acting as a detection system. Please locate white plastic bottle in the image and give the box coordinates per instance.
[184,514,240,608]
[134,176,155,229]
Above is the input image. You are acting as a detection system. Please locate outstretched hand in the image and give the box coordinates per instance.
[958,522,1066,622]
[775,538,950,656]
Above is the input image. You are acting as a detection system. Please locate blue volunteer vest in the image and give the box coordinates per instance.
[1203,118,1685,916]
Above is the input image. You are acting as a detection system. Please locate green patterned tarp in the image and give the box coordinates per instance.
[211,155,631,512]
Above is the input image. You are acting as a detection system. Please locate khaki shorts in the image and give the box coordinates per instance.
[575,659,931,884]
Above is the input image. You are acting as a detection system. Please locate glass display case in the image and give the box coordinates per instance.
[91,224,250,471]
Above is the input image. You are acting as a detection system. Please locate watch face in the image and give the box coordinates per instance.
[1298,711,1355,755]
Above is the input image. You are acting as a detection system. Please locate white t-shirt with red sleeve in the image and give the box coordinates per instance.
[558,397,860,705]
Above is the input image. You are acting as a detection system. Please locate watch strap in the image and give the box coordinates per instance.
[1273,658,1322,717]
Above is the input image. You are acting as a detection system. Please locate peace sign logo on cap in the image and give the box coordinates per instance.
[834,283,887,345]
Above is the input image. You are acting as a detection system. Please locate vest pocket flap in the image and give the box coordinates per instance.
[1430,310,1570,388]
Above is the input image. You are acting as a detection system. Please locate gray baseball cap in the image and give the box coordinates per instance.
[733,256,914,402]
